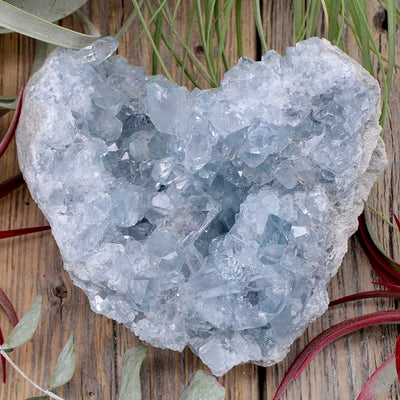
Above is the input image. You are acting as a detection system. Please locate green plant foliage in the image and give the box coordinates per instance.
[179,370,226,400]
[2,295,42,351]
[49,333,75,390]
[0,0,99,48]
[3,0,88,23]
[118,345,148,400]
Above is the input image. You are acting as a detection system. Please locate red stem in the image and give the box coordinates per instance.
[396,334,400,383]
[0,288,18,327]
[0,226,51,239]
[358,213,400,284]
[0,326,5,383]
[0,88,24,158]
[329,290,400,307]
[274,310,400,400]
[0,174,24,201]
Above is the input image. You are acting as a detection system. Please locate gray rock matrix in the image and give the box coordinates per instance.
[16,37,386,375]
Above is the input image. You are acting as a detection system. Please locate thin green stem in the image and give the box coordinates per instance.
[152,11,163,75]
[133,0,167,45]
[382,0,396,128]
[235,0,243,57]
[181,3,197,85]
[215,0,234,78]
[367,204,394,228]
[253,0,267,53]
[131,0,173,82]
[0,349,65,400]
[195,0,217,82]
[155,1,215,86]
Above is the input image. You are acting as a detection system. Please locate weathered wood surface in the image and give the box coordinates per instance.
[0,1,399,399]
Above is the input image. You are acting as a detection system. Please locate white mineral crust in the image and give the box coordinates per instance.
[16,37,386,375]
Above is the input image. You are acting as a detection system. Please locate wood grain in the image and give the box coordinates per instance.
[0,1,399,399]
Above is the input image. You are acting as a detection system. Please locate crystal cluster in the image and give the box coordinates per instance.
[16,37,385,375]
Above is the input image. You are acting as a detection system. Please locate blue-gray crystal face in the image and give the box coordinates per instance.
[16,37,386,375]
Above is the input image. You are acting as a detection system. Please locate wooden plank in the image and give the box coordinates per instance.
[0,1,258,399]
[2,1,400,399]
[262,1,400,399]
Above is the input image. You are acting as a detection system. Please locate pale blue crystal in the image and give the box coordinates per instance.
[16,37,385,376]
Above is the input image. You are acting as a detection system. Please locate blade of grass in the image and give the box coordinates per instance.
[335,0,346,49]
[367,204,394,227]
[170,0,183,43]
[195,0,217,83]
[205,0,217,74]
[153,1,215,87]
[253,0,267,53]
[235,0,243,58]
[180,3,198,85]
[215,0,233,79]
[306,0,321,38]
[131,0,173,82]
[381,0,396,128]
[294,0,306,41]
[294,0,315,42]
[133,0,168,47]
[346,0,374,75]
[152,10,163,75]
[324,0,344,47]
[159,32,200,87]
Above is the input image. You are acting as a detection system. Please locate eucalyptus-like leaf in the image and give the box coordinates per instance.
[118,345,148,400]
[49,333,75,390]
[0,1,99,49]
[4,0,88,22]
[179,370,225,400]
[2,295,42,351]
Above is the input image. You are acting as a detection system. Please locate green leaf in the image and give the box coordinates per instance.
[49,333,75,390]
[2,295,42,351]
[179,370,226,400]
[0,1,99,49]
[3,0,88,22]
[118,345,148,400]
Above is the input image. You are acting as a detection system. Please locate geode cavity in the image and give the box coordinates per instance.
[16,37,386,375]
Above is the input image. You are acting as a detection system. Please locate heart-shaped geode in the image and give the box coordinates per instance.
[16,37,386,375]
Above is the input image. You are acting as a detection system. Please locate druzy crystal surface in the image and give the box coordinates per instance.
[16,37,386,375]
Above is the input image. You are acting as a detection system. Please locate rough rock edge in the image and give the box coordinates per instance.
[16,38,386,375]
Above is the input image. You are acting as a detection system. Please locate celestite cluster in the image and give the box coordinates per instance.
[16,37,386,375]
